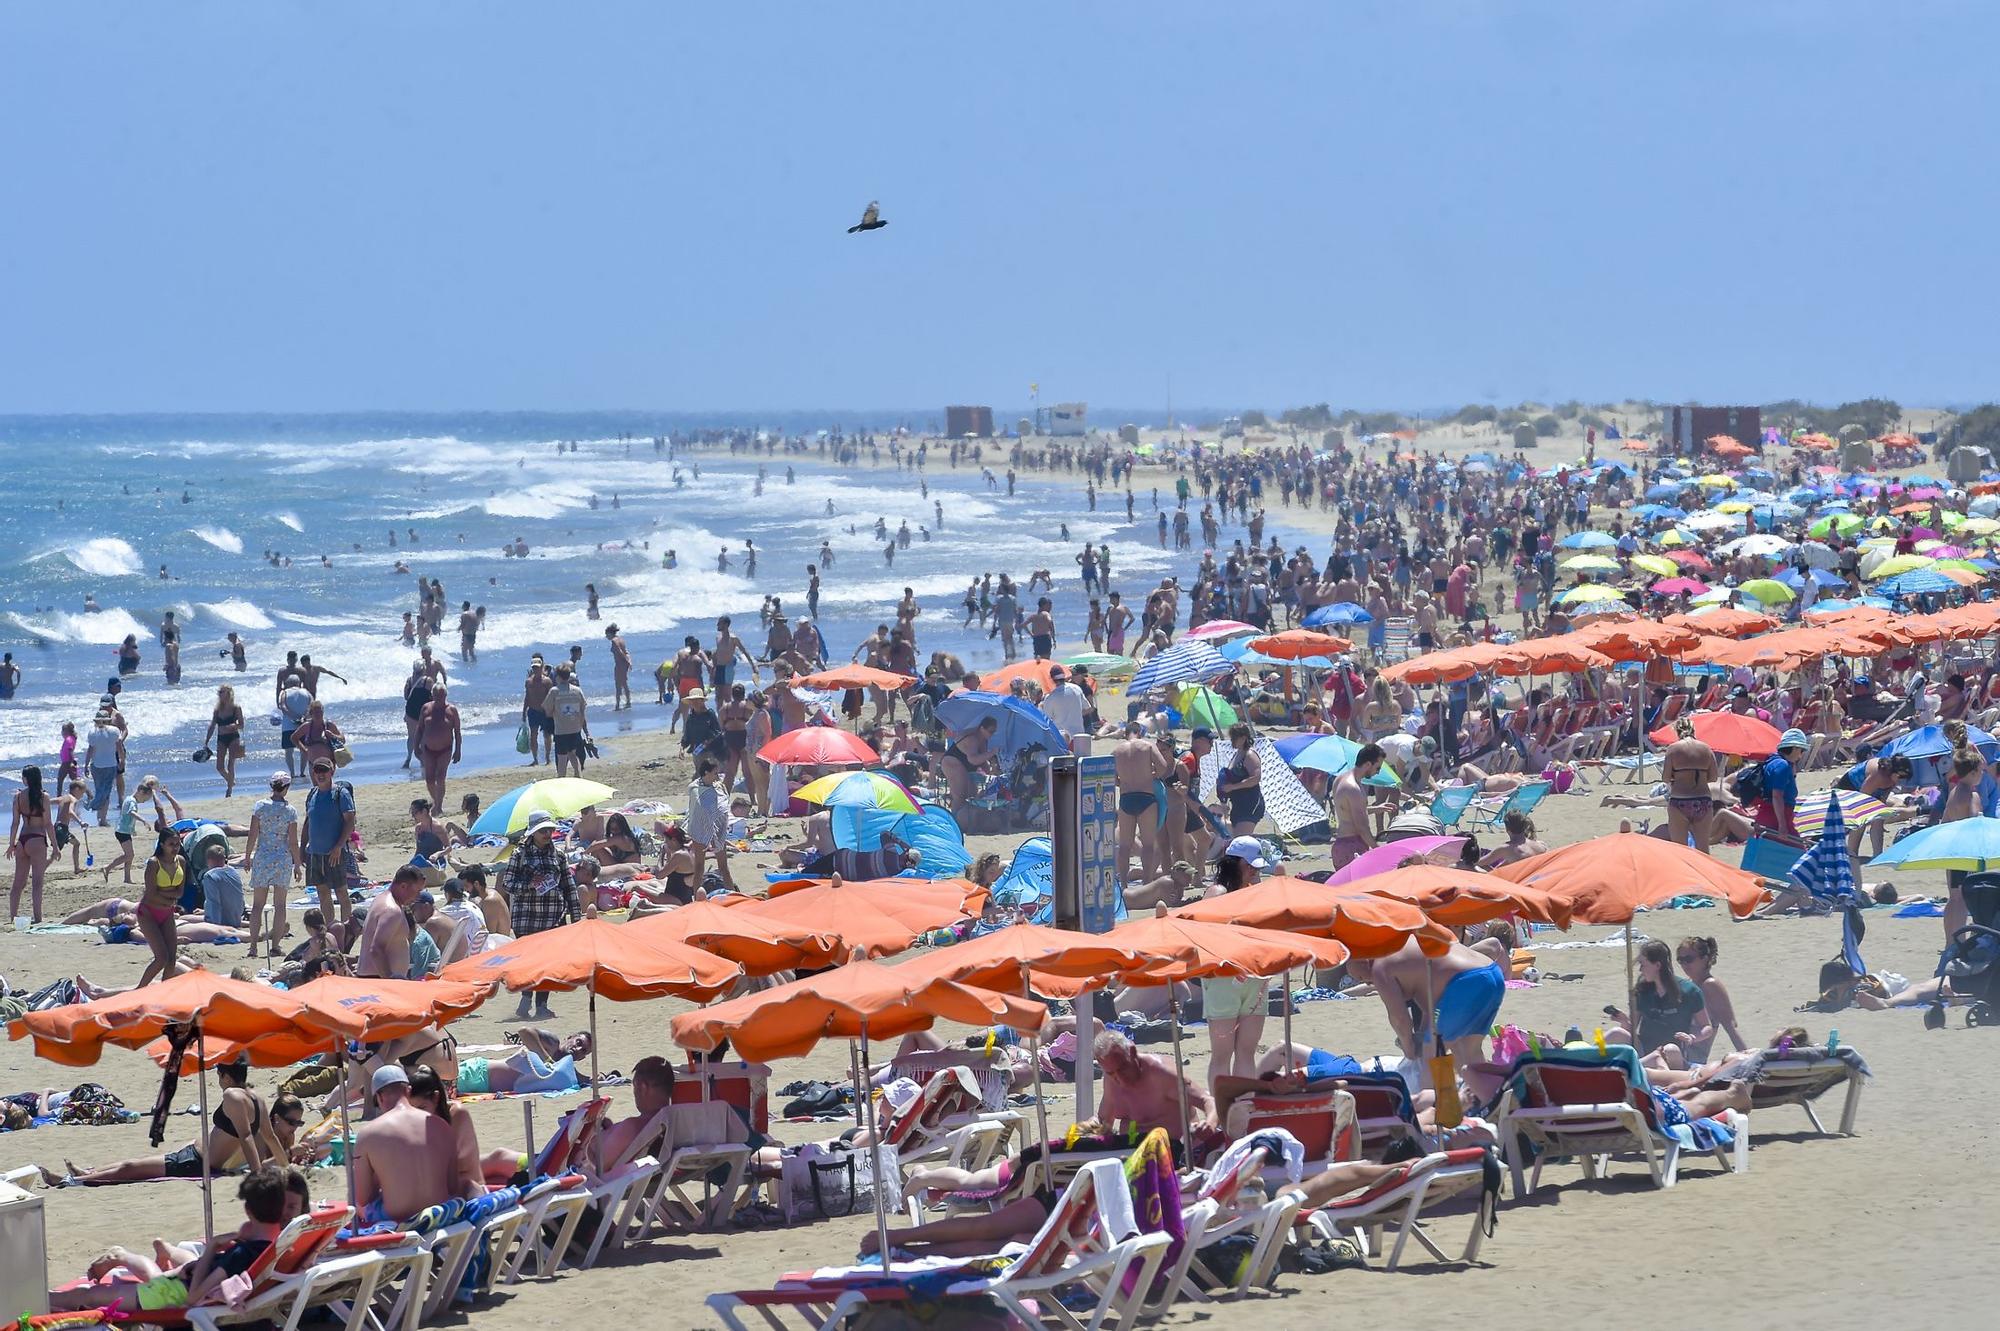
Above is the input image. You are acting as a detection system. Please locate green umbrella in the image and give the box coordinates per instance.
[1808,513,1864,538]
[1738,578,1796,605]
[1061,652,1136,675]
[1174,684,1239,730]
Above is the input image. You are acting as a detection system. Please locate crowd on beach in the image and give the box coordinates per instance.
[10,421,2000,1321]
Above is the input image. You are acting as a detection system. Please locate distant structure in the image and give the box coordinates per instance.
[1664,404,1761,456]
[1037,402,1088,437]
[945,405,993,439]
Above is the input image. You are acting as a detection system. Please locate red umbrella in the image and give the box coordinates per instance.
[1647,708,1783,757]
[756,727,879,766]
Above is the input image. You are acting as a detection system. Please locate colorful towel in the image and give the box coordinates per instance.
[1120,1128,1184,1299]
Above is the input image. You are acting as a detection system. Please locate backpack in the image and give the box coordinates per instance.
[1731,760,1768,806]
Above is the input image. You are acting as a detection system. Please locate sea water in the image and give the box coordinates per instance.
[0,414,1294,795]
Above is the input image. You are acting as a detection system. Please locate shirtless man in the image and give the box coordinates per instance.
[521,657,554,766]
[1113,722,1172,884]
[1105,591,1134,657]
[1357,935,1506,1091]
[356,866,424,979]
[712,616,758,692]
[295,653,348,698]
[456,601,479,663]
[1026,598,1056,661]
[604,623,633,710]
[414,684,461,809]
[1097,1030,1212,1137]
[1663,716,1721,855]
[352,1065,459,1224]
[1328,742,1384,870]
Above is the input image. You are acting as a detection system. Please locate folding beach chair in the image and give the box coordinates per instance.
[1320,1071,1431,1162]
[1428,785,1477,830]
[1234,1087,1356,1188]
[1296,1148,1498,1271]
[650,1099,756,1233]
[1149,1146,1301,1313]
[1745,1046,1867,1136]
[1492,1048,1746,1195]
[175,1206,375,1331]
[1464,779,1551,832]
[707,1159,1169,1331]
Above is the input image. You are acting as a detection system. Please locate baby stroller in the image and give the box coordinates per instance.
[1929,872,2000,1029]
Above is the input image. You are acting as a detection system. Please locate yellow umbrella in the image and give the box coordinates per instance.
[1657,530,1690,547]
[1867,553,1937,580]
[1714,500,1753,514]
[1560,553,1623,573]
[1628,553,1679,577]
[1958,518,2000,537]
[1697,474,1737,489]
[1738,578,1796,605]
[1560,584,1628,604]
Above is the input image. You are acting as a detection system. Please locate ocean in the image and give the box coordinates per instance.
[0,414,1274,795]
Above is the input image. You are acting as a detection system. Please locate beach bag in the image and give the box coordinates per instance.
[780,1141,901,1223]
[515,724,531,755]
[1730,761,1767,806]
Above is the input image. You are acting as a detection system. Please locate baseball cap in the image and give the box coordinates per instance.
[1190,726,1214,741]
[1223,835,1273,869]
[370,1064,410,1097]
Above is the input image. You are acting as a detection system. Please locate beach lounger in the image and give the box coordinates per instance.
[887,1066,1024,1170]
[1746,1047,1866,1136]
[111,1205,369,1331]
[1429,785,1477,830]
[1149,1146,1300,1312]
[707,1158,1169,1331]
[497,1097,610,1281]
[1492,1048,1746,1195]
[1234,1087,1356,1188]
[1465,779,1551,832]
[1321,1072,1431,1162]
[1296,1148,1496,1271]
[649,1099,755,1233]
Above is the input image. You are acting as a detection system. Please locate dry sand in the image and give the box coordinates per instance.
[2,427,1986,1326]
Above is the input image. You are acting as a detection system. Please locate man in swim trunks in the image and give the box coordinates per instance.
[1328,743,1384,870]
[521,656,554,766]
[1026,597,1056,661]
[1357,936,1506,1092]
[1113,723,1171,885]
[1663,717,1720,855]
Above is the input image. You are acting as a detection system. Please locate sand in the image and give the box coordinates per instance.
[2,427,1984,1326]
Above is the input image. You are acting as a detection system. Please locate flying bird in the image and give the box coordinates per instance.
[847,201,887,234]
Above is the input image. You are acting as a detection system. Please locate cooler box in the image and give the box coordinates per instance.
[674,1060,770,1134]
[0,1178,49,1314]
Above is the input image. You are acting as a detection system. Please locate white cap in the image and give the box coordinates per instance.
[1223,835,1272,869]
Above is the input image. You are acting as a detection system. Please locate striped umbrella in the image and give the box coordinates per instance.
[1129,639,1233,693]
[1794,787,1889,842]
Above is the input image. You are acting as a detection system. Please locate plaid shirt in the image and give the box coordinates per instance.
[502,838,581,936]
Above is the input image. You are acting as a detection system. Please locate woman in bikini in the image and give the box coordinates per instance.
[943,717,998,811]
[586,811,643,870]
[136,824,190,987]
[9,765,52,923]
[718,684,754,794]
[202,684,247,797]
[43,1059,297,1187]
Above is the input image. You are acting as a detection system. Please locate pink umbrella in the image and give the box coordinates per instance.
[1325,836,1468,885]
[1651,576,1711,596]
[1185,619,1258,641]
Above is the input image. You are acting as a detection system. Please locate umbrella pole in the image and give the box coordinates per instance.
[1624,920,1637,1044]
[1029,1034,1052,1197]
[1281,967,1293,1072]
[858,1024,893,1268]
[1167,989,1190,1165]
[195,1023,215,1248]
[337,1046,357,1212]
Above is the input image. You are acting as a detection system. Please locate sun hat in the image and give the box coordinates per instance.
[1223,835,1272,869]
[269,771,291,788]
[1778,728,1809,752]
[524,809,556,832]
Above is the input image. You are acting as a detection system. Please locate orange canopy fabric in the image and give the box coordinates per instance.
[795,665,914,691]
[1491,640,1613,677]
[976,659,1064,692]
[142,974,497,1073]
[1569,619,1705,662]
[1172,876,1450,958]
[1090,910,1349,984]
[10,971,315,1069]
[1878,433,1921,449]
[1380,649,1480,686]
[669,960,1049,1061]
[1663,608,1778,639]
[1492,833,1767,920]
[441,916,742,1000]
[1246,629,1355,660]
[1647,708,1783,757]
[633,900,845,975]
[734,876,983,960]
[895,923,1158,994]
[1344,865,1574,929]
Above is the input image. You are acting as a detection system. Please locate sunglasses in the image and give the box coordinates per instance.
[277,1114,306,1128]
[1675,953,1699,964]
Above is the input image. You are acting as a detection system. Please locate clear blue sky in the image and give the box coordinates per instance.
[3,3,1994,415]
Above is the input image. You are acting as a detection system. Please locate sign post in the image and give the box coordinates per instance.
[1049,754,1120,1122]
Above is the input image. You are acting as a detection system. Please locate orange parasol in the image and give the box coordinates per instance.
[1878,433,1921,449]
[975,659,1064,692]
[1622,440,1651,452]
[795,664,914,691]
[1380,648,1479,685]
[756,727,880,766]
[1344,864,1574,929]
[1092,909,1350,984]
[1492,832,1766,921]
[1663,608,1777,639]
[1646,708,1783,756]
[1246,629,1356,660]
[1569,618,1704,661]
[632,898,846,975]
[1490,639,1613,677]
[895,922,1156,992]
[1171,876,1451,958]
[733,875,985,960]
[1892,501,1935,517]
[11,970,314,1068]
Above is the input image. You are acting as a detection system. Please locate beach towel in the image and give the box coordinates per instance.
[1120,1128,1184,1299]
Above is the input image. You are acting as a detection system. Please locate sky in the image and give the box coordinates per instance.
[3,2,1996,417]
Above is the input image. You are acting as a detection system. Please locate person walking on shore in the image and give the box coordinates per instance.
[521,657,554,766]
[547,665,590,778]
[415,683,462,809]
[604,624,633,710]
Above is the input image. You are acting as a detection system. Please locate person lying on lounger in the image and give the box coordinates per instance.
[40,1060,302,1188]
[47,1166,298,1314]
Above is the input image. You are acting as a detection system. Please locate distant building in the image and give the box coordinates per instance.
[945,405,993,439]
[1664,405,1761,456]
[1046,402,1088,437]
